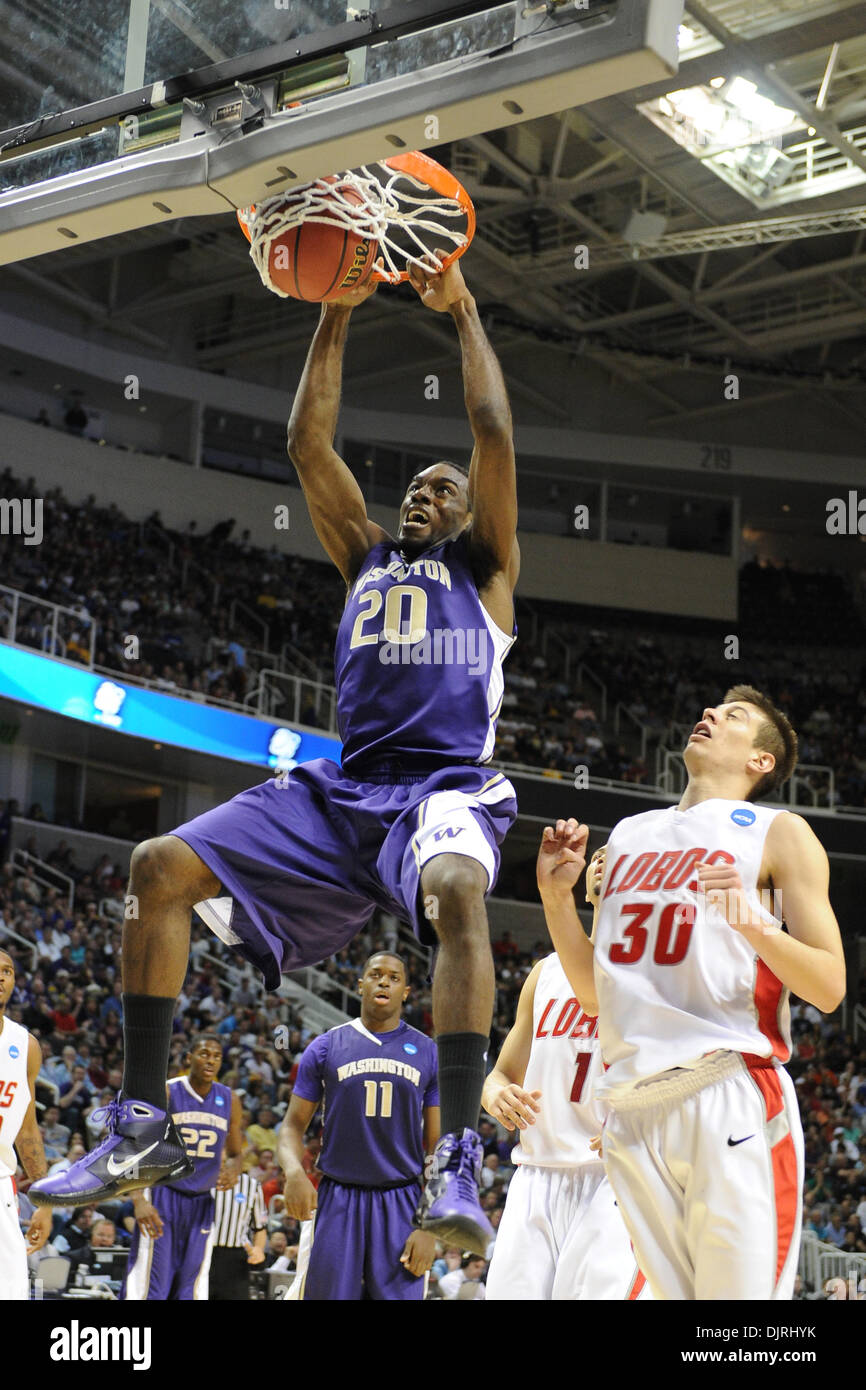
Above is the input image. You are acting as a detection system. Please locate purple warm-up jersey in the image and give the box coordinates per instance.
[335,533,515,774]
[293,1019,438,1187]
[167,1075,232,1194]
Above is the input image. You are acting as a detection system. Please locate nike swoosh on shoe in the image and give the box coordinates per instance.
[105,1140,160,1176]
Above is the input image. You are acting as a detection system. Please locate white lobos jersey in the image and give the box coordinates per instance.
[0,1018,31,1178]
[515,953,604,1169]
[594,798,789,1097]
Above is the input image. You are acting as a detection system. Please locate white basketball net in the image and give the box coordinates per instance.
[239,162,471,297]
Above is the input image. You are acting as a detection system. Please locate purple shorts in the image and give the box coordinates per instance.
[296,1176,425,1301]
[173,758,517,990]
[123,1185,214,1301]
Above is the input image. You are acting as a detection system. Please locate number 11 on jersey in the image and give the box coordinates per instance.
[363,1080,393,1117]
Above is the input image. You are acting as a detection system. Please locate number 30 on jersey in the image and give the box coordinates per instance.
[609,901,696,966]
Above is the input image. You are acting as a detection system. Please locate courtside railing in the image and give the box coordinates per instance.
[0,920,38,968]
[799,1230,866,1298]
[11,848,74,914]
[613,701,649,762]
[196,942,352,1031]
[246,667,338,732]
[0,584,95,665]
[655,745,837,810]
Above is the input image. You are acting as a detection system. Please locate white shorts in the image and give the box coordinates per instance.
[412,788,503,891]
[0,1176,28,1301]
[602,1051,803,1301]
[485,1162,647,1301]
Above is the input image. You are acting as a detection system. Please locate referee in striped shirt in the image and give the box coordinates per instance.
[209,1170,268,1300]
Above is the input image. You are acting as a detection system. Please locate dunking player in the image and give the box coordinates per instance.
[483,851,645,1300]
[32,253,519,1253]
[123,1035,242,1300]
[0,949,52,1297]
[539,686,845,1299]
[278,952,439,1300]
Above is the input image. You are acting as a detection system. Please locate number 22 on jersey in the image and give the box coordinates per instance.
[179,1125,219,1158]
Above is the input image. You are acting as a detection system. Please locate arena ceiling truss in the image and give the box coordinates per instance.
[4,0,866,429]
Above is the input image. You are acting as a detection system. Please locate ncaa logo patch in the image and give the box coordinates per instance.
[731,807,756,827]
[403,1043,418,1055]
[9,1045,19,1059]
[215,1096,225,1106]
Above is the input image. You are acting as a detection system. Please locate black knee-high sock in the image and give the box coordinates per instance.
[121,995,177,1109]
[436,1032,489,1138]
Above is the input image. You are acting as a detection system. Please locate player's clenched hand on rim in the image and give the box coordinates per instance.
[537,819,590,900]
[282,1168,318,1222]
[408,249,470,313]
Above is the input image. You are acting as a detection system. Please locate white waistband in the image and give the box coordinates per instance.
[606,1050,752,1112]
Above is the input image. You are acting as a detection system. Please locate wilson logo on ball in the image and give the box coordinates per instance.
[341,240,374,289]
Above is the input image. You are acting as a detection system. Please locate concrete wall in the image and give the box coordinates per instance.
[485,895,591,952]
[5,413,738,619]
[2,308,865,486]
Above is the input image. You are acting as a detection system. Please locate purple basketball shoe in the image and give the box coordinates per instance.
[29,1097,193,1207]
[416,1127,494,1256]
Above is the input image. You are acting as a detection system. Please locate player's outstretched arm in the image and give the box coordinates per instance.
[408,255,519,595]
[19,1035,52,1252]
[482,960,543,1132]
[696,812,845,1013]
[277,1095,319,1221]
[287,282,391,584]
[537,820,598,1016]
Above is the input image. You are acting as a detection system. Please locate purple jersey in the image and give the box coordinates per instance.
[335,534,515,775]
[294,1019,439,1187]
[166,1075,232,1194]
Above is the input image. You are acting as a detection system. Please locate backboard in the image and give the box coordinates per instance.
[0,0,683,265]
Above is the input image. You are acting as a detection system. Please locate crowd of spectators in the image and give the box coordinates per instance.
[792,1000,866,1273]
[2,830,864,1299]
[0,467,339,714]
[2,466,865,809]
[497,570,866,808]
[2,457,866,1294]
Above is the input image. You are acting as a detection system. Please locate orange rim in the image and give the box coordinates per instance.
[238,207,253,243]
[372,152,475,282]
[236,153,475,280]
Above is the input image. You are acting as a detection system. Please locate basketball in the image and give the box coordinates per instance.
[259,182,378,302]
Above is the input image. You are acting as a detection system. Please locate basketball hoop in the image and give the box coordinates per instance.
[238,152,475,298]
